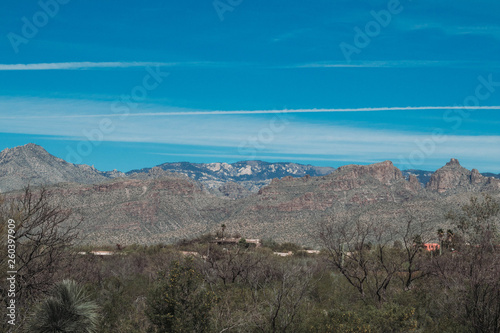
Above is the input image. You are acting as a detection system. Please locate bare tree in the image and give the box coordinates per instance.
[261,261,314,333]
[319,208,434,303]
[0,187,81,312]
[206,247,317,333]
[398,209,433,290]
[318,212,381,301]
[202,245,263,287]
[432,195,500,332]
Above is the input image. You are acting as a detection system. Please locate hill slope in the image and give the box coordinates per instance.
[0,144,123,193]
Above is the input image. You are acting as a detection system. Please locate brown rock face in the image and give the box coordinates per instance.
[470,169,482,184]
[406,174,422,192]
[426,158,500,193]
[253,160,420,213]
[335,160,404,186]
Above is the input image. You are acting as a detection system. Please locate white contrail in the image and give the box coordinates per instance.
[293,60,500,68]
[0,106,499,119]
[0,61,213,70]
[123,106,500,116]
[2,60,499,70]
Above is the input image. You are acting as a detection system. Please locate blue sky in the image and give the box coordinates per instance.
[1,0,499,172]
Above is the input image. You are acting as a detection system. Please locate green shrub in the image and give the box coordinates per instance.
[146,258,217,333]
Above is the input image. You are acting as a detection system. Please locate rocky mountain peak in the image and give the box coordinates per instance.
[407,174,422,190]
[0,143,123,193]
[1,143,47,158]
[446,158,461,166]
[470,169,482,184]
[24,142,45,150]
[426,159,500,193]
[13,142,45,152]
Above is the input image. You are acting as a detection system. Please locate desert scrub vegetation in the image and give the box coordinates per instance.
[1,188,500,332]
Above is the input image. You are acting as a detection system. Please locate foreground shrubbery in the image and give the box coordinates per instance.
[1,189,499,332]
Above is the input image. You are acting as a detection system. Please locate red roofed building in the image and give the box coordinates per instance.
[423,243,440,251]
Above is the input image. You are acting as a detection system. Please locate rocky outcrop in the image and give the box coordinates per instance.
[406,174,422,191]
[335,160,404,185]
[254,160,422,214]
[470,168,482,184]
[426,158,500,193]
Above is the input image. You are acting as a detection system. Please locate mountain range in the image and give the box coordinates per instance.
[2,143,498,195]
[1,143,499,246]
[129,160,335,194]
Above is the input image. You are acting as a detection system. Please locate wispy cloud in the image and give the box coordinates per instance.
[0,61,227,71]
[3,59,499,71]
[395,16,500,40]
[292,60,500,69]
[151,152,382,164]
[1,105,499,119]
[1,97,499,171]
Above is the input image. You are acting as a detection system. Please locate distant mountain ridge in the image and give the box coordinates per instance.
[128,160,335,193]
[0,143,498,195]
[1,143,499,246]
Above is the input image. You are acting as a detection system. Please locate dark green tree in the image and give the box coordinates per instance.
[221,224,226,239]
[146,258,216,333]
[238,237,249,249]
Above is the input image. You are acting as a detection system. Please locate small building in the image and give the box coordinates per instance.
[91,250,114,256]
[78,250,115,256]
[211,237,261,247]
[273,251,293,257]
[245,239,262,247]
[423,243,440,251]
